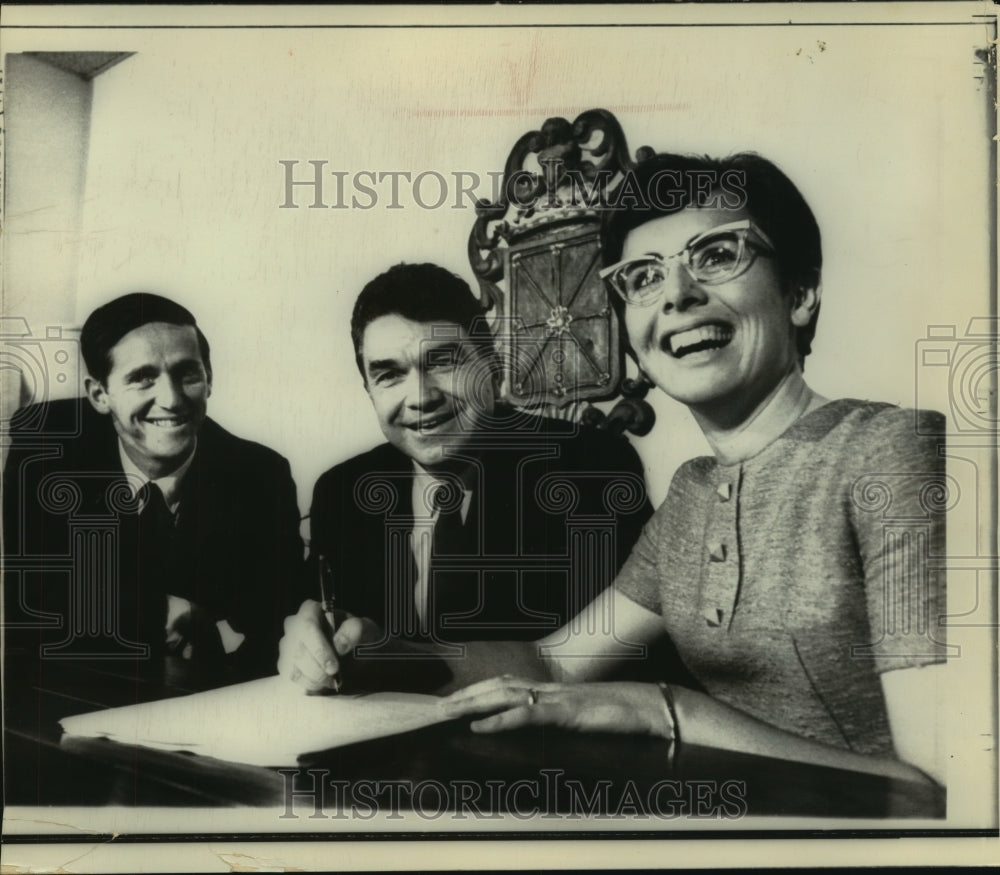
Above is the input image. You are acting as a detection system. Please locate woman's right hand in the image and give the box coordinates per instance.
[440,674,675,740]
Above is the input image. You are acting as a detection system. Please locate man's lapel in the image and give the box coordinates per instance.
[77,406,136,516]
[174,419,221,536]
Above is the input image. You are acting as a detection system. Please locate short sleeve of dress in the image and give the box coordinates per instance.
[613,459,712,616]
[611,518,664,615]
[850,407,949,673]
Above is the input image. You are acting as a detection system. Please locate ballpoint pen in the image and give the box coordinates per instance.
[317,553,342,693]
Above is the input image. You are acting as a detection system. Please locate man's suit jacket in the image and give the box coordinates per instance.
[3,398,306,672]
[310,409,654,643]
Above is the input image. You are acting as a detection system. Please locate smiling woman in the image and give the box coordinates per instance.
[615,207,812,433]
[442,152,950,790]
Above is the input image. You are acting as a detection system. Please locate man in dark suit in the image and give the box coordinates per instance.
[279,263,652,692]
[3,293,305,675]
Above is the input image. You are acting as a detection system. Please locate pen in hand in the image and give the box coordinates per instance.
[317,554,342,693]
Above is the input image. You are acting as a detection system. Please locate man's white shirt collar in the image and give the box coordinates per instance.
[411,462,472,521]
[119,440,196,514]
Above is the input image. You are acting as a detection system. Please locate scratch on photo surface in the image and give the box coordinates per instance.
[3,866,83,875]
[4,818,117,838]
[1,839,105,874]
[212,851,305,873]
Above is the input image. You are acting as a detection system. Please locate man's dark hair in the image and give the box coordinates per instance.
[350,263,496,378]
[80,292,212,385]
[602,152,822,359]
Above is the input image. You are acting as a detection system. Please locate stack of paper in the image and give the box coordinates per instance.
[59,675,448,767]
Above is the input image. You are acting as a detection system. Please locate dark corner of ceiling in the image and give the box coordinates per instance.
[23,51,135,80]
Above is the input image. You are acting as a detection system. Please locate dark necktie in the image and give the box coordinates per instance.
[140,481,175,550]
[134,481,173,648]
[428,479,477,636]
[430,479,468,558]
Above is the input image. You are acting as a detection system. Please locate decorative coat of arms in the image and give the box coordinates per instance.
[468,108,655,436]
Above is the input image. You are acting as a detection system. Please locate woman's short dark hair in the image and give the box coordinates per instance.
[350,263,496,378]
[602,152,822,359]
[80,292,212,385]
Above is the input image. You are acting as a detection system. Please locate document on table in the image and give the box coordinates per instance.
[58,676,449,767]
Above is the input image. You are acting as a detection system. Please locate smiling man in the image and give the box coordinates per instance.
[278,263,655,691]
[3,293,305,673]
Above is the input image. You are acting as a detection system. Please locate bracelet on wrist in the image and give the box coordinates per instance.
[657,681,680,748]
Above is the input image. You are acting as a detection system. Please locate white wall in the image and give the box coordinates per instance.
[2,53,92,428]
[4,54,91,326]
[4,23,991,510]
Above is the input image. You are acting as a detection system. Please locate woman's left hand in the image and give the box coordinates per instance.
[440,675,674,739]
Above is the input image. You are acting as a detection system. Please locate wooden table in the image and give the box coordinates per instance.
[3,655,944,821]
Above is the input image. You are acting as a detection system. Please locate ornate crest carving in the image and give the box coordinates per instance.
[468,108,655,435]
